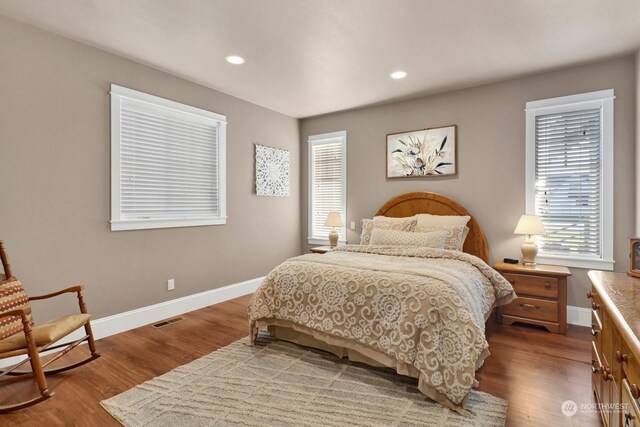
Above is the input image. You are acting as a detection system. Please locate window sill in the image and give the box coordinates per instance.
[307,238,347,246]
[536,254,615,271]
[111,217,227,231]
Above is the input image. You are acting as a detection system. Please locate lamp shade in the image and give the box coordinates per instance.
[324,212,343,228]
[513,214,545,236]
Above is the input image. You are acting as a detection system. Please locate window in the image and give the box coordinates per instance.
[308,131,347,245]
[110,84,226,231]
[525,89,614,270]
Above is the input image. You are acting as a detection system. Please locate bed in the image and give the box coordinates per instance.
[248,192,515,415]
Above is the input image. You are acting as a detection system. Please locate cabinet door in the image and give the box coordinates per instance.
[602,372,613,427]
[622,379,640,427]
[602,306,612,367]
[594,341,604,405]
[610,325,623,427]
[600,309,613,425]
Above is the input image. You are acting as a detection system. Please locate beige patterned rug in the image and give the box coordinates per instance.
[101,334,507,426]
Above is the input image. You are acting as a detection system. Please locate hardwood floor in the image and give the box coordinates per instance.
[0,295,600,426]
[479,315,600,426]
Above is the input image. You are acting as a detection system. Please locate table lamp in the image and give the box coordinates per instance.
[513,214,546,265]
[324,212,343,247]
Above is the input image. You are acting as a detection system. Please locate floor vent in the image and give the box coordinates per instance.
[152,317,184,329]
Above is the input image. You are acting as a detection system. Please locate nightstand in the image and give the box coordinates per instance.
[494,262,571,334]
[309,246,332,254]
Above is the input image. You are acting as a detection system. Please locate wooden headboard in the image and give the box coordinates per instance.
[375,192,489,262]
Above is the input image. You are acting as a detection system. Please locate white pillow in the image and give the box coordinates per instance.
[360,216,417,245]
[369,228,447,248]
[413,225,469,251]
[415,213,470,228]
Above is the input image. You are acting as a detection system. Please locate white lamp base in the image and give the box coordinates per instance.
[521,235,538,265]
[328,230,339,247]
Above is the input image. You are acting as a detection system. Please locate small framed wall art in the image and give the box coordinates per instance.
[629,237,640,278]
[255,144,290,197]
[386,125,457,178]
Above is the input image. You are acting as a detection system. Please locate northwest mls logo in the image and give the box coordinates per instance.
[561,400,578,416]
[562,400,627,416]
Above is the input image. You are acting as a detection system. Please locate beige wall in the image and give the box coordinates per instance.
[0,17,300,321]
[636,50,640,235]
[0,16,635,319]
[301,56,636,309]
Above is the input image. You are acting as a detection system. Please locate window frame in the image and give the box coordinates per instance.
[525,89,614,270]
[110,84,227,231]
[307,130,347,245]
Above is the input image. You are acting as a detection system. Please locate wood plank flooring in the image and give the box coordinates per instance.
[0,295,600,426]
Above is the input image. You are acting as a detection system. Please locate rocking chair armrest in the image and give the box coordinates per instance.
[0,307,32,323]
[29,284,85,301]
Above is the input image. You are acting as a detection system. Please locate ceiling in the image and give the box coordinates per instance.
[1,0,639,118]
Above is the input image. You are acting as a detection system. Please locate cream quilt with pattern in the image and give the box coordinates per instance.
[248,245,515,412]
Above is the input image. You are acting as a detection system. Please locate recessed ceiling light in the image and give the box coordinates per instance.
[390,71,407,79]
[225,55,245,65]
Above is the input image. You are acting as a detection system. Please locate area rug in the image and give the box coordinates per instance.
[101,334,508,426]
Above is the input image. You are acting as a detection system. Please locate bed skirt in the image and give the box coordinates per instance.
[253,318,489,416]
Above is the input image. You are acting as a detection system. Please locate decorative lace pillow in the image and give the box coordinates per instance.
[369,228,447,248]
[414,225,470,251]
[415,213,470,228]
[0,278,32,341]
[360,216,417,245]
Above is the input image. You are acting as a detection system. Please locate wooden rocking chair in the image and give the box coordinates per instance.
[0,240,100,412]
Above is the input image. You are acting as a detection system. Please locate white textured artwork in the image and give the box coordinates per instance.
[255,144,290,197]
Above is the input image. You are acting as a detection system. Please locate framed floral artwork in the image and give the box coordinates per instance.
[629,238,640,278]
[386,125,457,178]
[255,144,290,197]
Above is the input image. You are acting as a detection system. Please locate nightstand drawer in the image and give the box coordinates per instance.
[501,297,559,322]
[502,273,558,299]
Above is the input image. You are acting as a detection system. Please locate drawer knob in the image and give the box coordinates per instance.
[591,360,600,374]
[631,384,640,400]
[519,303,540,311]
[544,282,550,288]
[592,302,601,311]
[615,350,630,363]
[587,291,596,299]
[591,324,600,336]
[602,367,613,381]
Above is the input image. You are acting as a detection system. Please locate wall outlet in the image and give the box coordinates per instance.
[350,221,356,230]
[167,279,175,291]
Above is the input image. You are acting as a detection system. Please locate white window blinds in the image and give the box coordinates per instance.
[110,85,227,231]
[534,109,601,257]
[525,89,614,270]
[308,132,347,243]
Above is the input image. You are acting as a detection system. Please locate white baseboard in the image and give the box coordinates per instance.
[0,276,264,368]
[87,276,264,340]
[567,305,591,327]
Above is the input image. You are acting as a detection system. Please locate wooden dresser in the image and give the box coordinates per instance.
[589,271,640,427]
[494,262,571,334]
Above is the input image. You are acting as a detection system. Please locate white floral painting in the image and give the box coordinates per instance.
[255,144,290,197]
[386,125,457,178]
